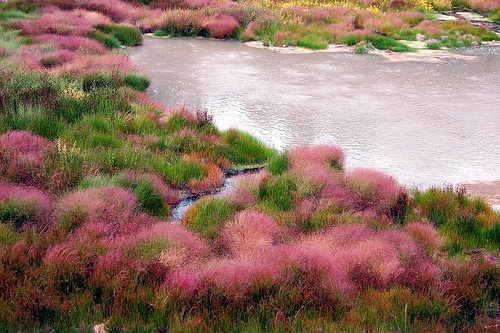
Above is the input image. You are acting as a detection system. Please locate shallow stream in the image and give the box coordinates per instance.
[128,37,500,189]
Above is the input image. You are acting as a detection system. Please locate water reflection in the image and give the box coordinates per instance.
[128,37,500,188]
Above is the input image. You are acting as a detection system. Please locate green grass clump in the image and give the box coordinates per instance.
[89,30,122,49]
[0,10,32,20]
[343,34,415,52]
[297,34,329,50]
[151,157,207,188]
[125,73,150,91]
[267,152,289,176]
[489,9,500,22]
[216,129,276,165]
[258,176,296,211]
[183,197,236,241]
[98,24,143,47]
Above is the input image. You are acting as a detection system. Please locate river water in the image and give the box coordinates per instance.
[127,37,500,189]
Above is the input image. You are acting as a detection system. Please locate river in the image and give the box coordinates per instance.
[127,36,500,190]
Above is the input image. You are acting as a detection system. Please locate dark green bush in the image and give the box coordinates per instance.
[183,197,235,241]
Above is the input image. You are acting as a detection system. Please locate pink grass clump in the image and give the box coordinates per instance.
[167,268,200,297]
[205,14,239,39]
[200,257,279,299]
[225,170,268,207]
[345,168,405,214]
[16,7,94,36]
[72,9,113,26]
[471,0,500,11]
[133,222,210,267]
[0,131,51,164]
[56,186,138,232]
[122,171,180,205]
[289,144,345,171]
[404,221,442,254]
[51,53,136,77]
[40,49,76,68]
[34,34,108,54]
[220,210,281,257]
[0,182,52,229]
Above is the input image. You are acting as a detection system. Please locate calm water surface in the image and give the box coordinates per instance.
[128,37,500,188]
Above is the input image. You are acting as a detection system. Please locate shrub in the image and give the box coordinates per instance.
[125,72,150,91]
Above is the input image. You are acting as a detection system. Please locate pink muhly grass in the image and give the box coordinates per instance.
[0,182,52,228]
[78,0,145,22]
[0,131,51,164]
[226,170,268,207]
[200,257,279,299]
[34,34,108,54]
[51,53,136,77]
[345,168,404,214]
[166,268,200,297]
[415,21,446,37]
[273,31,292,45]
[220,210,281,257]
[404,221,442,255]
[138,9,169,32]
[16,7,94,36]
[205,15,239,39]
[56,186,138,231]
[72,9,113,26]
[326,22,356,41]
[122,171,180,205]
[40,49,76,68]
[471,0,500,12]
[289,144,345,171]
[134,222,210,267]
[158,106,198,125]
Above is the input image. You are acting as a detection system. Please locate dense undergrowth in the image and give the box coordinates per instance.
[1,0,500,332]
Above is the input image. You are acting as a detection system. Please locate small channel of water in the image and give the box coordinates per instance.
[128,37,500,189]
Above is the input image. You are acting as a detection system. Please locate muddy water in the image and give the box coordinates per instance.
[127,37,500,188]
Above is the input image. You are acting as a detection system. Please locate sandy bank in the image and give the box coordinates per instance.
[463,180,500,211]
[243,40,499,63]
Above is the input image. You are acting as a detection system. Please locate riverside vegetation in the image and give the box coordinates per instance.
[1,0,500,332]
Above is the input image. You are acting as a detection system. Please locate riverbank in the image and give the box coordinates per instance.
[464,180,500,211]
